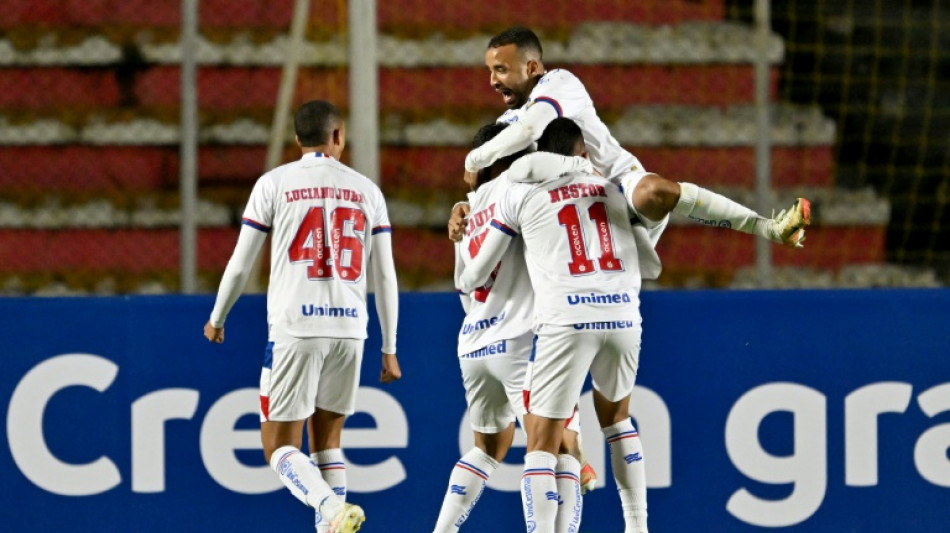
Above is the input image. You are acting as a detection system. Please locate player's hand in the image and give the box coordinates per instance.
[204,321,224,343]
[448,202,470,242]
[463,170,479,191]
[380,353,402,383]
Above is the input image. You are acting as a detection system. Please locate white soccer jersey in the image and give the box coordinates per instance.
[241,152,393,342]
[497,68,646,182]
[455,172,535,357]
[490,68,666,279]
[459,155,642,327]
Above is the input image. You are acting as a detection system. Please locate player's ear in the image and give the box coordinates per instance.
[526,58,542,77]
[332,124,345,150]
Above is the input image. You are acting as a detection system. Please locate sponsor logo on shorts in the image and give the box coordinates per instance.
[573,321,637,330]
[566,292,632,306]
[460,340,507,359]
[461,311,506,335]
[301,304,358,318]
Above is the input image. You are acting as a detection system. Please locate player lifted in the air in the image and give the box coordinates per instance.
[456,26,809,277]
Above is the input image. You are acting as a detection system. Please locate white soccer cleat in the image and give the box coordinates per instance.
[766,197,811,248]
[580,461,598,494]
[328,503,365,533]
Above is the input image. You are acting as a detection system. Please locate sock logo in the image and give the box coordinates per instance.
[545,491,559,501]
[332,487,346,496]
[450,484,467,495]
[313,511,323,526]
[526,521,537,533]
[278,455,310,496]
[624,452,643,464]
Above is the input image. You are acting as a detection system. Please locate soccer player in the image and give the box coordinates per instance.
[203,100,400,533]
[459,117,648,533]
[433,123,589,533]
[457,26,810,275]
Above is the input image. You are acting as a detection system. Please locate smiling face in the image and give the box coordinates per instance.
[485,44,542,110]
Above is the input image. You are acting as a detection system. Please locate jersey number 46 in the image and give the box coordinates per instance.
[288,206,366,281]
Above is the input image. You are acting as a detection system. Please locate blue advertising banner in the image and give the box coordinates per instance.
[1,290,949,532]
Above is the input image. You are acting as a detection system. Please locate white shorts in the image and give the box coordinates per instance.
[525,323,641,420]
[259,333,363,422]
[459,334,533,434]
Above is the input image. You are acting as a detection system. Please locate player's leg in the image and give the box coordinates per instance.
[561,412,598,493]
[311,337,368,533]
[621,172,810,247]
[433,351,523,532]
[260,335,348,527]
[524,326,598,533]
[432,425,512,533]
[589,328,647,533]
[522,413,566,533]
[554,443,583,533]
[262,419,343,511]
[309,408,347,499]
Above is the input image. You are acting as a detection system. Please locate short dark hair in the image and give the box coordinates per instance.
[294,100,342,146]
[472,122,531,187]
[487,26,542,58]
[537,117,584,156]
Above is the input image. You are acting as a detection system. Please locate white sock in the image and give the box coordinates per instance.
[270,446,342,530]
[602,420,648,533]
[555,454,583,533]
[522,451,559,533]
[432,447,499,533]
[312,449,347,500]
[674,182,766,236]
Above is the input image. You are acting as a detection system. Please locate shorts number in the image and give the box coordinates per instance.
[557,201,623,276]
[288,206,366,281]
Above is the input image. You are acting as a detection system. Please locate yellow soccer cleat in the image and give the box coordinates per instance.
[328,503,365,533]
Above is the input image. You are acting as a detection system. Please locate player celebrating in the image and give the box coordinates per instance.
[458,26,810,277]
[459,118,648,533]
[203,100,400,533]
[433,124,590,533]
